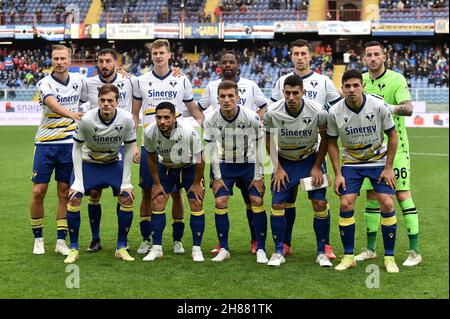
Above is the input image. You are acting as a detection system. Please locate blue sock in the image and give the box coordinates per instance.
[246,206,256,241]
[117,203,133,249]
[270,210,286,255]
[140,217,152,241]
[67,208,81,250]
[88,199,102,242]
[151,211,166,246]
[215,208,229,250]
[190,211,205,247]
[172,220,185,242]
[381,211,397,256]
[313,210,328,254]
[284,206,296,246]
[31,217,43,238]
[56,219,68,240]
[339,210,355,255]
[252,207,267,251]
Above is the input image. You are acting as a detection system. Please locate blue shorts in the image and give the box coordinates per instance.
[70,161,123,197]
[139,145,154,190]
[340,166,395,196]
[32,144,73,184]
[272,155,327,205]
[209,162,263,198]
[159,163,202,200]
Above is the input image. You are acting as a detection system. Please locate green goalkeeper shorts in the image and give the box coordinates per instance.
[361,151,411,192]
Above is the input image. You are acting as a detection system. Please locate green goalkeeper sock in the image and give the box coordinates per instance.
[400,198,420,253]
[365,199,381,252]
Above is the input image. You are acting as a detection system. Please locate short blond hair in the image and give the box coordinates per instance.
[148,39,171,52]
[51,44,72,57]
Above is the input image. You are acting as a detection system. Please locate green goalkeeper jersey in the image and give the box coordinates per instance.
[363,69,411,153]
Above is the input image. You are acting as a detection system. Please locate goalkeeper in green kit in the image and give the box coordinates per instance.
[356,41,422,267]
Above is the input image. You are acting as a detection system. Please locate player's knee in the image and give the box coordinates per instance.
[340,199,354,212]
[311,199,327,212]
[366,190,377,200]
[379,198,394,213]
[272,203,284,211]
[68,197,81,207]
[250,196,263,207]
[32,187,47,201]
[189,200,202,213]
[119,194,134,208]
[396,190,411,202]
[89,189,102,200]
[215,197,228,209]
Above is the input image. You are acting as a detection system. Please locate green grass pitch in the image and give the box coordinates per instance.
[0,126,448,299]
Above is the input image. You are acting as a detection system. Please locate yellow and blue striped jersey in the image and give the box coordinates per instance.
[143,120,202,169]
[73,108,136,164]
[327,94,396,167]
[204,106,263,163]
[35,72,88,144]
[264,98,327,161]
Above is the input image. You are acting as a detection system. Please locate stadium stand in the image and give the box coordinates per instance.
[0,0,90,25]
[379,0,449,20]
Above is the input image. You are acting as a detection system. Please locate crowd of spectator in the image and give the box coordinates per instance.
[0,47,51,89]
[380,0,448,10]
[1,41,448,92]
[345,42,449,88]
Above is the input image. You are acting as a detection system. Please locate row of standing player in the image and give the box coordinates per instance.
[29,39,422,269]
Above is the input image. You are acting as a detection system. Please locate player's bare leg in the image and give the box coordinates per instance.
[30,183,48,254]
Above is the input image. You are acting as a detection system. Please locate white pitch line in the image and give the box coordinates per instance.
[410,152,449,157]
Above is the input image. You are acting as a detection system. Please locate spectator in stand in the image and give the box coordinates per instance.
[55,1,65,24]
[7,4,15,24]
[36,8,42,24]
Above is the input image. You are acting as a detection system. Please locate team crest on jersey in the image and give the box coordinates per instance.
[93,127,98,132]
[169,81,177,87]
[302,116,312,126]
[378,83,386,90]
[281,120,286,126]
[237,124,246,129]
[72,84,79,91]
[114,125,123,133]
[217,126,223,130]
[310,80,318,88]
[56,88,60,93]
[365,113,375,122]
[116,82,125,89]
[239,88,246,95]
